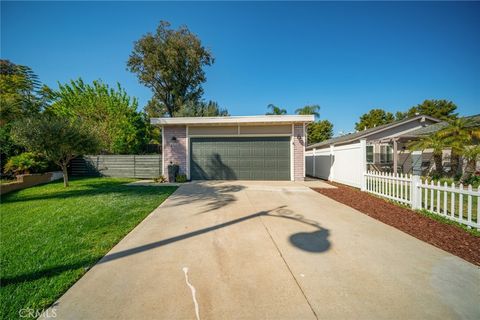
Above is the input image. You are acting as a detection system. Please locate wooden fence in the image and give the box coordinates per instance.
[363,171,479,229]
[69,155,162,179]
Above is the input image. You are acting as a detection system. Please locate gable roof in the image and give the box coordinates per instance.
[306,115,441,150]
[404,114,480,137]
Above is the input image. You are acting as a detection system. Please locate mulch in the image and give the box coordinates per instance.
[312,182,480,266]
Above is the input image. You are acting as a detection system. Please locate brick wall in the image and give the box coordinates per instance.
[163,125,187,181]
[293,124,305,181]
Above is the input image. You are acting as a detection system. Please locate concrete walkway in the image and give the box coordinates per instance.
[43,181,479,319]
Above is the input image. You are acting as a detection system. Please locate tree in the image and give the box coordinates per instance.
[437,117,480,180]
[11,115,100,187]
[295,105,320,119]
[266,104,287,115]
[47,79,148,154]
[461,145,480,183]
[355,109,394,131]
[405,99,458,121]
[174,100,228,117]
[127,21,214,117]
[408,133,447,176]
[308,120,333,144]
[0,60,50,173]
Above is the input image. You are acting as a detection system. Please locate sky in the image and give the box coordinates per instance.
[1,1,479,134]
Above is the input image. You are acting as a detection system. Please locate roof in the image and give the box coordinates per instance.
[151,115,315,126]
[404,114,480,137]
[306,115,441,150]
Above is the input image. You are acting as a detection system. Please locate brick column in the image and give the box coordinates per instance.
[163,125,187,181]
[293,124,305,181]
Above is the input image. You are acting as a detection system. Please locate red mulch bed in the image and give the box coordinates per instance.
[313,182,480,266]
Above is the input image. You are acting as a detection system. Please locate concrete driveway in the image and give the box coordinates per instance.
[43,181,479,320]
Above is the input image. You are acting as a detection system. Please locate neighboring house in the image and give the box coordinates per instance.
[151,115,314,181]
[305,115,442,188]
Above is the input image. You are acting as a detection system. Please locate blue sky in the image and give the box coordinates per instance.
[2,1,479,134]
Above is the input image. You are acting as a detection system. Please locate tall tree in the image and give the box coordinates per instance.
[295,105,320,119]
[308,120,334,144]
[0,60,50,170]
[11,115,100,187]
[405,99,458,120]
[175,100,229,117]
[355,109,394,131]
[127,21,214,117]
[266,104,287,115]
[46,79,148,154]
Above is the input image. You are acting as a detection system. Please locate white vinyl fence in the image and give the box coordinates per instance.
[364,171,480,229]
[306,140,366,188]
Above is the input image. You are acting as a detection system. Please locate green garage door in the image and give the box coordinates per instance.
[190,137,290,180]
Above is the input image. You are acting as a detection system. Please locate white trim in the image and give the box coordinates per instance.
[188,134,292,138]
[302,123,306,179]
[186,126,190,180]
[151,115,314,125]
[161,128,165,176]
[290,123,294,181]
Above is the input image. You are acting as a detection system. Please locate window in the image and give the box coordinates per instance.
[366,145,374,164]
[380,145,393,163]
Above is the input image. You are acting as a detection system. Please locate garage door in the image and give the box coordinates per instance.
[190,137,290,180]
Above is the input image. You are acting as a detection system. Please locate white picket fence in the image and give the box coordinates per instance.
[363,171,480,229]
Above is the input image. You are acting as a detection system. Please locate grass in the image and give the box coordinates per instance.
[0,177,177,320]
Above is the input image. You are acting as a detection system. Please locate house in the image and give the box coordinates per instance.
[151,115,314,181]
[305,115,442,188]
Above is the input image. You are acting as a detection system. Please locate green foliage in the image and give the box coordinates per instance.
[308,120,334,144]
[266,104,287,115]
[0,60,49,125]
[409,133,447,175]
[47,79,148,154]
[153,175,167,183]
[355,109,395,131]
[174,100,229,117]
[3,152,48,175]
[404,99,458,121]
[175,174,187,183]
[295,105,320,119]
[128,21,214,117]
[0,177,176,320]
[11,114,100,187]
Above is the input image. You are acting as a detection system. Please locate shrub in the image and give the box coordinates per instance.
[4,153,48,175]
[153,175,167,183]
[175,174,187,183]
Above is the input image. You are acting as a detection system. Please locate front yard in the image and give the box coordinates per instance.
[0,178,176,320]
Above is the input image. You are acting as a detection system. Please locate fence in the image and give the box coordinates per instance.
[306,140,366,188]
[363,170,479,229]
[70,155,162,179]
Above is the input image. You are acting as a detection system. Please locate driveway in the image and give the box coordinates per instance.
[43,181,479,319]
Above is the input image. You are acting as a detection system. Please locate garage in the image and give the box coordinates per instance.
[190,137,291,180]
[151,115,313,182]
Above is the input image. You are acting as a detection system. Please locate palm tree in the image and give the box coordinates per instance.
[461,145,480,183]
[409,133,447,176]
[437,117,480,178]
[295,105,320,119]
[266,104,287,115]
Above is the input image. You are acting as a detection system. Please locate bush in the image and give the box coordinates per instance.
[4,153,48,175]
[175,174,187,183]
[464,172,480,188]
[153,175,167,183]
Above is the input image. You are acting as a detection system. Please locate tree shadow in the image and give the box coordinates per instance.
[191,153,237,180]
[165,181,245,213]
[1,205,330,287]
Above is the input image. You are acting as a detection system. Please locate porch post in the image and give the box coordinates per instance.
[360,139,367,191]
[393,138,398,174]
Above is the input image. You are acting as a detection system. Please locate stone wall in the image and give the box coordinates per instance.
[0,172,63,195]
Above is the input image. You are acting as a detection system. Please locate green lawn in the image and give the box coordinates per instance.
[0,177,176,320]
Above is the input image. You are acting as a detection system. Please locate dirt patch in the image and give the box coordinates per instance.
[313,182,480,266]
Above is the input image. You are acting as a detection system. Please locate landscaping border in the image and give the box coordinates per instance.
[313,182,480,266]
